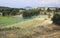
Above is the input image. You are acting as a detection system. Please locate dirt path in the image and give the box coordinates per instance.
[1,18,60,38]
[35,31,60,38]
[32,19,60,38]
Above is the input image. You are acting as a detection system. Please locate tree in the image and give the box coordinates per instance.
[0,7,19,16]
[22,9,40,18]
[47,8,51,12]
[44,12,47,15]
[54,8,59,12]
[52,14,60,25]
[10,8,19,16]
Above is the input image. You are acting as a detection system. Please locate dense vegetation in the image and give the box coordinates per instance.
[23,9,40,18]
[52,14,60,25]
[0,6,24,16]
[0,26,20,31]
[0,6,60,38]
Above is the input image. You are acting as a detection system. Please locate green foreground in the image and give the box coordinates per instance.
[0,16,45,28]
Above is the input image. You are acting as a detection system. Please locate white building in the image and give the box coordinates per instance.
[37,7,58,11]
[0,12,2,16]
[19,10,25,12]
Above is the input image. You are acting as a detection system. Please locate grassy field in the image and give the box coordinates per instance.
[0,15,46,38]
[1,14,60,38]
[0,15,45,28]
[0,16,27,26]
[0,16,17,25]
[0,22,60,38]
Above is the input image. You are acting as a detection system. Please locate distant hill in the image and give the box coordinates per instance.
[0,6,25,10]
[0,6,10,9]
[0,6,26,16]
[24,6,33,10]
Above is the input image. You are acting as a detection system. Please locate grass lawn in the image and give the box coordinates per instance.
[0,16,24,26]
[1,15,58,38]
[5,18,45,29]
[0,16,45,28]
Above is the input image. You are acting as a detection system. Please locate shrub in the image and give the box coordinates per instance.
[52,14,60,25]
[22,9,40,19]
[0,27,20,31]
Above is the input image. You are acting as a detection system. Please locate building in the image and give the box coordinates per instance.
[37,7,45,11]
[48,7,58,11]
[19,10,25,12]
[0,12,2,16]
[24,6,33,10]
[37,7,59,11]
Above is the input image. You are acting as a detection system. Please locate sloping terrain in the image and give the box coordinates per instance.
[0,24,60,38]
[0,15,60,38]
[0,17,60,38]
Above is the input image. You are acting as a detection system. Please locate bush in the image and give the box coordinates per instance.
[52,14,60,25]
[22,9,40,18]
[0,27,20,31]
